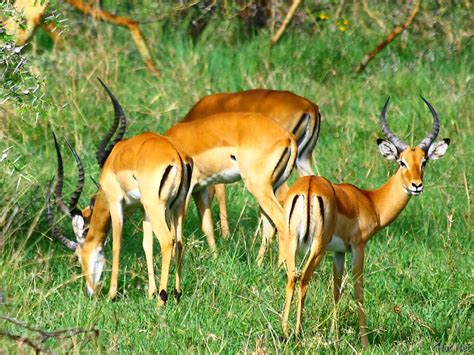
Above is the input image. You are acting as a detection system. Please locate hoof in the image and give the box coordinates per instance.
[157,289,168,306]
[173,289,182,303]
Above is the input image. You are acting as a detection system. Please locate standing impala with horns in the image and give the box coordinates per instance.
[48,81,193,305]
[280,97,450,347]
[181,89,321,240]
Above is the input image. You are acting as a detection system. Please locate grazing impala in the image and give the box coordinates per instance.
[48,82,193,305]
[165,111,298,264]
[181,89,321,239]
[47,79,127,247]
[280,97,450,347]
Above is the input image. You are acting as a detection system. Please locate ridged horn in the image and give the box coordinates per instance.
[418,96,440,152]
[380,96,408,152]
[46,177,78,251]
[52,132,71,217]
[64,136,85,214]
[96,78,127,167]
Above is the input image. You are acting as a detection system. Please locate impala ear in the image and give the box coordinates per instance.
[72,214,86,245]
[377,138,399,161]
[427,138,450,160]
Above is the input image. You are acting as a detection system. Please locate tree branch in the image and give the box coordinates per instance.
[270,0,301,48]
[65,0,160,76]
[355,0,420,73]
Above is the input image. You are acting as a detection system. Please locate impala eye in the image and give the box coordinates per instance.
[399,159,407,168]
[421,159,427,169]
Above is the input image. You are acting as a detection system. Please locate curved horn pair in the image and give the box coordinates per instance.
[96,78,127,167]
[380,96,440,152]
[47,133,84,251]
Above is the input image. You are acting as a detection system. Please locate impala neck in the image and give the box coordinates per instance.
[366,169,412,229]
[85,190,111,245]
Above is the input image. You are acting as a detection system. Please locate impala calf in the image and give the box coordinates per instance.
[165,112,298,263]
[182,89,321,239]
[280,97,450,347]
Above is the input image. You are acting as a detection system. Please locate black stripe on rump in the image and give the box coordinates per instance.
[317,195,325,225]
[298,112,319,157]
[292,113,310,145]
[288,194,300,226]
[159,165,174,198]
[272,147,290,192]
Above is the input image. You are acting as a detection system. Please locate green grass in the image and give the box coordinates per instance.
[1,2,473,352]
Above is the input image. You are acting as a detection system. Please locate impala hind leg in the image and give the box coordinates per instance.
[173,206,185,302]
[193,189,217,257]
[143,217,157,299]
[143,202,174,307]
[282,232,298,336]
[295,245,326,337]
[245,183,284,266]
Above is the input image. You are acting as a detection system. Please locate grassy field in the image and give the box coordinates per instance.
[1,2,473,353]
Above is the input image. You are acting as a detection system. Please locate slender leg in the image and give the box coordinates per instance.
[143,202,174,307]
[214,184,230,238]
[333,252,345,304]
[108,200,123,300]
[352,245,369,348]
[173,205,185,302]
[295,250,326,336]
[257,213,276,266]
[193,189,217,257]
[143,216,157,299]
[281,231,297,336]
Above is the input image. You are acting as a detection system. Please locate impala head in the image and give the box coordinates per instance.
[377,96,450,196]
[47,133,102,294]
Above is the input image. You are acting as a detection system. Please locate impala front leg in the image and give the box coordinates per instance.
[333,252,345,304]
[109,200,124,300]
[213,184,230,239]
[352,245,369,348]
[193,189,217,257]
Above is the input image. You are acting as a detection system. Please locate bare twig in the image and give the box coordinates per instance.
[65,0,160,76]
[355,0,420,73]
[0,330,42,354]
[270,0,301,47]
[0,315,99,341]
[362,0,386,30]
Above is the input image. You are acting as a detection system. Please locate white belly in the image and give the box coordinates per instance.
[197,166,241,188]
[125,188,141,205]
[326,235,349,252]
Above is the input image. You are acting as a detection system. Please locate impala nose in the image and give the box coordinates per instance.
[411,182,423,193]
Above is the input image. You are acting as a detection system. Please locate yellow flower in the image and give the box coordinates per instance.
[343,19,349,25]
[319,12,328,20]
[338,25,346,32]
